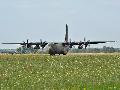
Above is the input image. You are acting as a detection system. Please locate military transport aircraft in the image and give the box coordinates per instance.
[2,24,115,55]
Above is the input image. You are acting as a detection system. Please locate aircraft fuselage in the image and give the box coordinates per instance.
[48,43,69,55]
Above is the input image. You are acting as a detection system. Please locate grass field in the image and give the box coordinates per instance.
[0,53,120,90]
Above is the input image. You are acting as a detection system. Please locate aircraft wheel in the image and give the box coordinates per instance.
[63,51,67,55]
[50,53,55,56]
[63,53,66,55]
[63,53,67,55]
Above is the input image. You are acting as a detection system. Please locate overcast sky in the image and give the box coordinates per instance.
[0,0,119,49]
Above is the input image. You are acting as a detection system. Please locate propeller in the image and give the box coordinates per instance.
[34,44,40,49]
[70,38,71,43]
[22,39,31,48]
[78,37,90,49]
[78,41,83,49]
[27,39,29,44]
[33,39,46,50]
[83,38,90,49]
[84,37,86,43]
[22,41,26,47]
[39,39,42,44]
[40,39,47,49]
[69,38,73,48]
[26,39,30,48]
[22,41,25,44]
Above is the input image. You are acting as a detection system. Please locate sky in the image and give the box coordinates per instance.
[0,0,120,49]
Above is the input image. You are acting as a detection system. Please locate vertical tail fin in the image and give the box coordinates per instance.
[65,24,68,42]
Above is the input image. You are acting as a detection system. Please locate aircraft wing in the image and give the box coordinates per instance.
[2,40,115,49]
[2,43,24,44]
[43,41,115,45]
[2,42,48,44]
[62,41,115,45]
[2,41,49,49]
[73,40,115,45]
[61,40,115,49]
[82,41,115,44]
[2,41,115,45]
[2,43,26,45]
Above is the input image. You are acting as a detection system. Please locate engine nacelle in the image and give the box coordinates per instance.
[27,44,32,48]
[34,45,40,49]
[78,45,83,49]
[41,42,47,49]
[69,45,73,48]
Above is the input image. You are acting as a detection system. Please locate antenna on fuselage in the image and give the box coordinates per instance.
[65,24,68,42]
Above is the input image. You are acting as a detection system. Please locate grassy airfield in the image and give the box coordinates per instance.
[0,53,120,90]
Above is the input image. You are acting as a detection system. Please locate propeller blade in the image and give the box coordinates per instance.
[27,39,29,44]
[84,37,86,42]
[88,44,90,48]
[40,39,42,43]
[69,38,71,43]
[85,45,87,49]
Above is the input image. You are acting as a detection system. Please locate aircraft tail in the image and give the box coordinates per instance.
[65,24,68,42]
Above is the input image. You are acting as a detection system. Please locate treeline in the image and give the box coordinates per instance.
[18,46,120,53]
[0,46,120,54]
[70,46,120,53]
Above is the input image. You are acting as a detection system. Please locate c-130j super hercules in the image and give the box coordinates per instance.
[2,24,115,55]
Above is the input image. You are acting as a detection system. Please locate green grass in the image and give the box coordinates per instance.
[0,54,120,90]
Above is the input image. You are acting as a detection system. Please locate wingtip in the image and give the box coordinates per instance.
[107,41,116,43]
